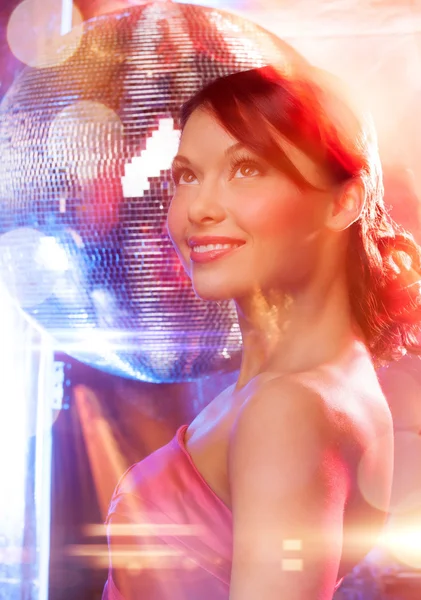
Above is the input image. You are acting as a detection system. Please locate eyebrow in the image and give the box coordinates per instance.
[171,141,247,171]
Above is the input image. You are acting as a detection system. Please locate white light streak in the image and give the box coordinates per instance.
[122,118,180,197]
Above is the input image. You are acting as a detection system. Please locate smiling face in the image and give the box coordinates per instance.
[167,107,338,302]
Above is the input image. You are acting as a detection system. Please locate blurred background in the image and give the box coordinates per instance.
[1,1,421,599]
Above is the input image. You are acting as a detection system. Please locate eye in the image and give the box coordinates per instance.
[229,155,263,180]
[233,162,261,178]
[172,167,198,185]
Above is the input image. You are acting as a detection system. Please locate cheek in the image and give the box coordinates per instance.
[239,187,322,239]
[166,196,191,271]
[242,190,327,287]
[167,195,185,246]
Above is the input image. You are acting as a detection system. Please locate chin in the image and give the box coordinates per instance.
[191,277,227,301]
[192,286,231,302]
[191,275,245,303]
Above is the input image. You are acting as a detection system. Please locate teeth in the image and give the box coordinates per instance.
[193,243,240,253]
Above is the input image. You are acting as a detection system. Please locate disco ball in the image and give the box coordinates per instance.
[0,1,305,382]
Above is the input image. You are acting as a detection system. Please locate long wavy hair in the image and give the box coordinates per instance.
[179,65,421,364]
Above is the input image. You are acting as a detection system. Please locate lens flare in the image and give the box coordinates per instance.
[380,515,421,569]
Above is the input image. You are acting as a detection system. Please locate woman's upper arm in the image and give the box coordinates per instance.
[228,377,350,600]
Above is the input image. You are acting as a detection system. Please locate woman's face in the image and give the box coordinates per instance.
[167,108,335,302]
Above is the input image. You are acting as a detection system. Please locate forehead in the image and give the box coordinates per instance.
[179,108,237,157]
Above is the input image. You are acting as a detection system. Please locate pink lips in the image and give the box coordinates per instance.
[188,236,245,264]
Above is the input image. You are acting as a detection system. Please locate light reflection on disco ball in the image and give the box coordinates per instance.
[0,1,306,382]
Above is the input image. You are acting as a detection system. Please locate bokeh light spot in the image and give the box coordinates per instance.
[0,228,66,308]
[47,101,124,185]
[7,0,83,68]
[360,431,421,516]
[389,432,421,514]
[357,431,394,513]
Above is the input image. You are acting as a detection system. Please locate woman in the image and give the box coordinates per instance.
[103,64,421,599]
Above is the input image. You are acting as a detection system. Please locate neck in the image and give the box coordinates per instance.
[234,276,365,391]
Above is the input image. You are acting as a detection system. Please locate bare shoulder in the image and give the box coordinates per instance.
[228,369,393,512]
[226,372,393,598]
[227,373,350,517]
[229,373,343,461]
[229,369,391,458]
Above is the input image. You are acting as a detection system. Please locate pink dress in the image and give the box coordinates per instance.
[102,424,343,599]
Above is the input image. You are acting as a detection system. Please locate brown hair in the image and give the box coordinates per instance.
[180,65,421,363]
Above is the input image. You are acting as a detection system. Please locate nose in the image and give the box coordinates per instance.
[187,180,226,226]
